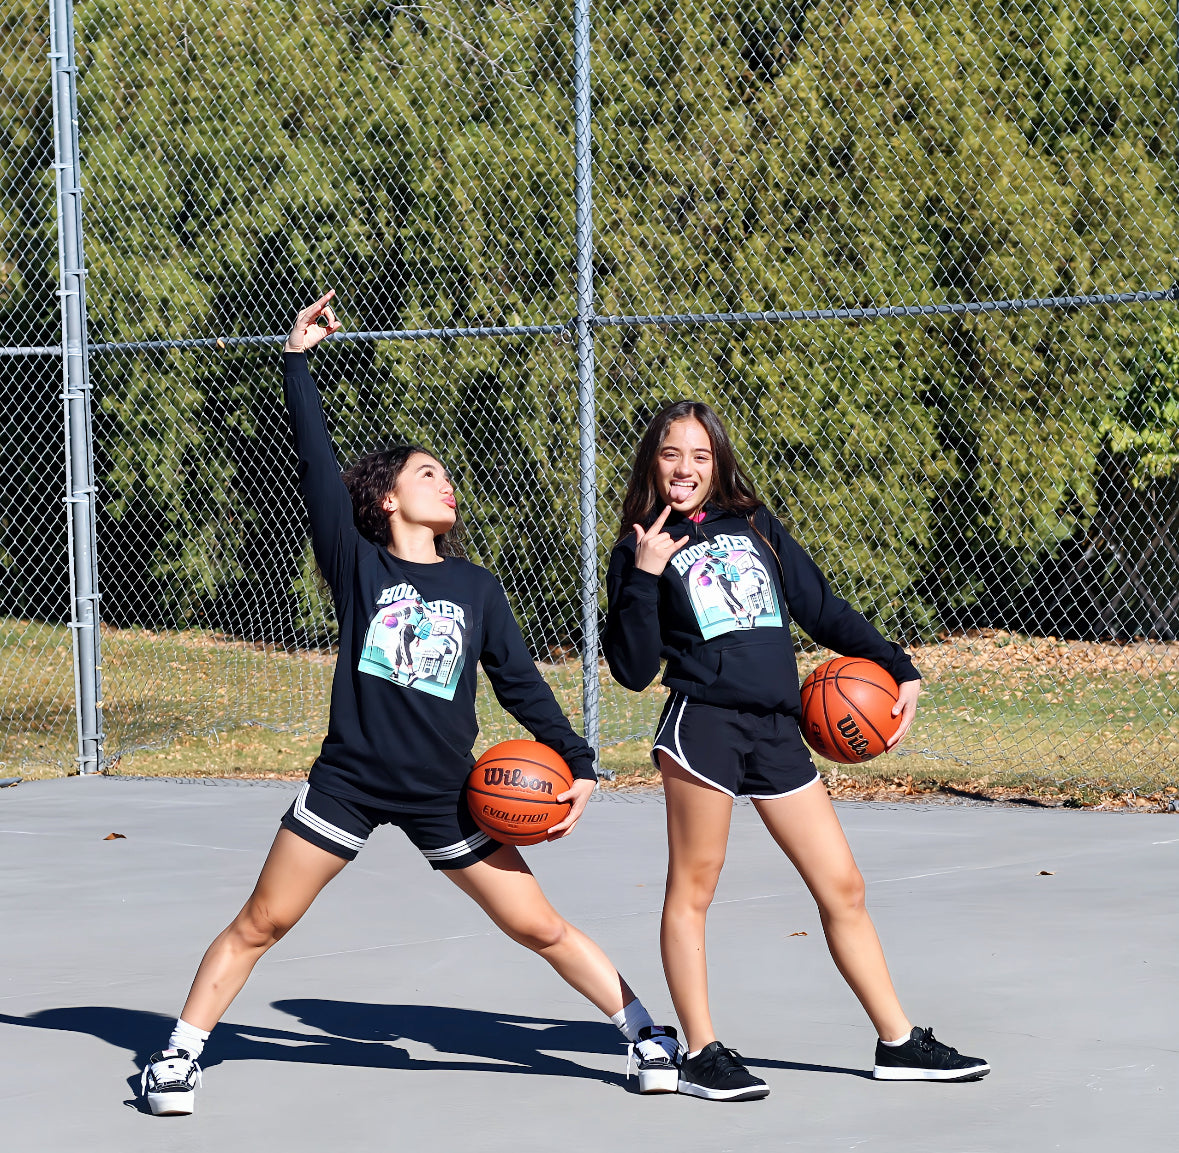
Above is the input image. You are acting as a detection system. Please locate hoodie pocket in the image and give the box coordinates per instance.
[664,646,720,688]
[713,640,797,708]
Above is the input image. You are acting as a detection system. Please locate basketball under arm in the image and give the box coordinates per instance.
[764,512,920,683]
[480,580,597,781]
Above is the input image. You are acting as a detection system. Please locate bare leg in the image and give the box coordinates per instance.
[754,781,911,1041]
[658,755,734,1054]
[179,829,348,1031]
[445,844,636,1017]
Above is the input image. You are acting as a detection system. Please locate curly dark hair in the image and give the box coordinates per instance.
[342,444,465,557]
[616,400,763,540]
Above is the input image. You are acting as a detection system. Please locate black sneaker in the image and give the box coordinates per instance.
[677,1041,769,1101]
[628,1025,683,1093]
[140,1048,202,1115]
[873,1026,990,1081]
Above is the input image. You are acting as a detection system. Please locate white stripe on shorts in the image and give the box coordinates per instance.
[420,829,493,862]
[748,771,822,802]
[292,783,367,852]
[651,693,738,799]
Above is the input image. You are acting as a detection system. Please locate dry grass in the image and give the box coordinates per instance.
[3,620,1176,809]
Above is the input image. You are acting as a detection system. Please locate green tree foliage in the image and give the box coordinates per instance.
[0,1,67,619]
[998,311,1179,638]
[2,0,1175,644]
[590,0,1175,636]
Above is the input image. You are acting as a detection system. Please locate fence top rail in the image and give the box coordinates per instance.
[591,288,1179,330]
[81,323,572,356]
[6,287,1175,360]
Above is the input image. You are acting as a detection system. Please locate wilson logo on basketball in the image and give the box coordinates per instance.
[481,766,554,795]
[836,713,871,758]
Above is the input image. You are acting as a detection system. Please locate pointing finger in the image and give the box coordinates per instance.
[650,504,673,533]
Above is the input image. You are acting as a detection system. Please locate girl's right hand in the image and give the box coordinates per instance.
[633,504,687,575]
[285,290,342,353]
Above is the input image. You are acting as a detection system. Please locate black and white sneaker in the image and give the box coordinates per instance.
[141,1048,202,1115]
[873,1027,990,1082]
[677,1041,769,1101]
[628,1025,683,1093]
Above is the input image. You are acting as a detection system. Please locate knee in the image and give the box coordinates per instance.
[665,855,726,915]
[818,866,867,920]
[507,913,568,954]
[230,902,294,952]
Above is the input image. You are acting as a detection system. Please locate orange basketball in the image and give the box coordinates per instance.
[799,657,901,764]
[466,739,574,846]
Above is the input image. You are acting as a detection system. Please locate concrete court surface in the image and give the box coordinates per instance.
[1,776,1175,1153]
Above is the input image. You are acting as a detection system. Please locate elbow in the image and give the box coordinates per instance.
[605,653,655,694]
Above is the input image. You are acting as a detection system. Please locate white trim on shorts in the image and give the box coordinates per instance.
[420,829,494,863]
[291,782,367,853]
[651,692,738,799]
[746,772,822,802]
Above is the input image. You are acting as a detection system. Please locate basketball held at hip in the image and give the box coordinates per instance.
[466,739,574,845]
[799,657,902,764]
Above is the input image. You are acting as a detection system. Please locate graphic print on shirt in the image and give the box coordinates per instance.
[668,533,782,640]
[359,581,471,700]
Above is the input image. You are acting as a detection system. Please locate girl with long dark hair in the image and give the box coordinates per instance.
[139,293,680,1114]
[604,399,989,1100]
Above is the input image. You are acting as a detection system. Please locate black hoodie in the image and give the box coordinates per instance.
[284,352,595,813]
[604,503,919,715]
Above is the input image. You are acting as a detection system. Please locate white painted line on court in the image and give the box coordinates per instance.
[272,929,495,964]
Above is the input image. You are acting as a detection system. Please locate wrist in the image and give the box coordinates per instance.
[284,343,305,354]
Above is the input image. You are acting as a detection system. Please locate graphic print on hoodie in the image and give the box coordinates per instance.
[359,581,472,700]
[667,532,783,640]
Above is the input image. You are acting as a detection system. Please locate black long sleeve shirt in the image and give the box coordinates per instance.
[284,352,595,812]
[604,503,919,715]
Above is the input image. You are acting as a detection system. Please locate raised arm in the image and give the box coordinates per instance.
[603,510,684,692]
[282,291,355,595]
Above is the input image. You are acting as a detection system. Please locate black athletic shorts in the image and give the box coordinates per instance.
[651,692,821,800]
[280,783,503,870]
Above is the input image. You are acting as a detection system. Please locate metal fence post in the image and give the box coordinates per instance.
[573,0,601,762]
[49,0,103,775]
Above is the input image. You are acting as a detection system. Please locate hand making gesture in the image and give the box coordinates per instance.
[284,289,343,353]
[633,504,687,576]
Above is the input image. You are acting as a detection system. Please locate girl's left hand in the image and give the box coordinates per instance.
[886,679,921,750]
[285,289,342,353]
[546,778,597,840]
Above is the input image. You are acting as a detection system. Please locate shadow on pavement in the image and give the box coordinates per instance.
[0,999,630,1110]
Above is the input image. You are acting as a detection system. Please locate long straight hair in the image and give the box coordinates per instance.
[342,444,466,557]
[616,400,764,540]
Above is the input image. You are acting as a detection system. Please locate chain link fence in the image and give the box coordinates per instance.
[2,0,1177,792]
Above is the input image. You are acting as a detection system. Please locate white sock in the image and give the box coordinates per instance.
[168,1018,210,1060]
[610,998,656,1042]
[881,1030,914,1047]
[687,1048,703,1059]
